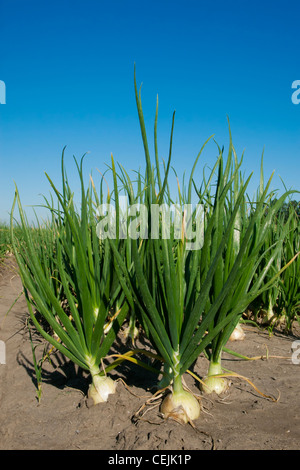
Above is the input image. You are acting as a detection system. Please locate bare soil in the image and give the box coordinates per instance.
[0,256,300,451]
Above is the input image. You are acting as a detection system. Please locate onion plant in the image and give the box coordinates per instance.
[240,195,300,333]
[11,152,129,405]
[106,68,289,422]
[199,148,296,395]
[254,193,287,327]
[276,203,300,332]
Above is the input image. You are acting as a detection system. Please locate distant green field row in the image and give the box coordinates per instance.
[0,224,11,261]
[0,223,28,263]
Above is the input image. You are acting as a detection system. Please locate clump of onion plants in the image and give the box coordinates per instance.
[107,68,281,423]
[248,198,300,333]
[275,202,300,333]
[199,151,297,395]
[11,151,128,405]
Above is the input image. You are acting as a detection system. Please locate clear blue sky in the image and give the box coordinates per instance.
[1,0,300,224]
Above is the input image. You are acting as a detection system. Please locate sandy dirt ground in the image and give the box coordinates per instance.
[0,256,300,451]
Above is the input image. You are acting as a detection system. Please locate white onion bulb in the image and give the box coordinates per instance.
[88,375,116,404]
[160,389,200,424]
[229,323,245,341]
